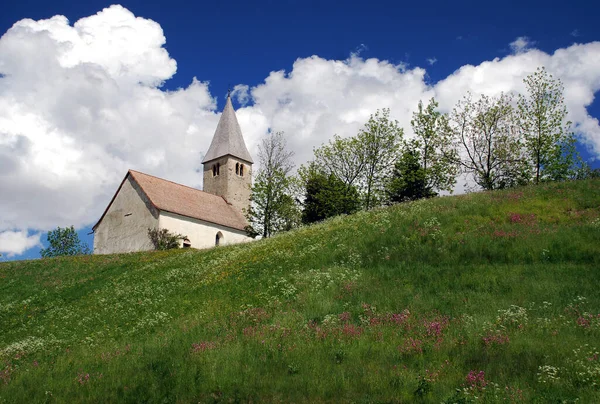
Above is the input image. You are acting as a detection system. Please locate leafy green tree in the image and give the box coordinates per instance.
[573,161,600,180]
[450,92,526,190]
[245,131,300,238]
[313,134,365,190]
[40,226,91,257]
[301,169,360,224]
[409,98,458,194]
[147,228,186,250]
[517,67,578,183]
[357,108,403,209]
[313,109,403,210]
[386,147,435,203]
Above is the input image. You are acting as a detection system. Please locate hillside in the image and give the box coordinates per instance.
[1,179,600,403]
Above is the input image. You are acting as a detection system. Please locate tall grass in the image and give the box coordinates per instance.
[1,179,599,402]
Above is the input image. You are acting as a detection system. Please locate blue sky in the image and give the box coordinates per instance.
[1,0,599,260]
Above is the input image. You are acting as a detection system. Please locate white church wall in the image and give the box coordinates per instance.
[159,211,251,249]
[93,177,158,254]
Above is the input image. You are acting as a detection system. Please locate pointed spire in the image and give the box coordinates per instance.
[202,93,253,164]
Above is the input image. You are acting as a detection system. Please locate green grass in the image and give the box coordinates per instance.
[1,179,600,403]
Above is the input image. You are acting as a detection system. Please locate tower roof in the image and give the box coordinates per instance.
[202,95,253,164]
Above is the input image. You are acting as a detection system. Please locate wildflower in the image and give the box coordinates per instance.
[465,370,487,390]
[338,312,351,323]
[191,341,217,353]
[482,332,510,347]
[576,316,591,328]
[399,337,423,354]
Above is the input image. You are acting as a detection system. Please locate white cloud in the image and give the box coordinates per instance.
[509,36,535,54]
[240,55,431,166]
[0,231,41,257]
[241,43,600,169]
[232,84,250,106]
[1,6,600,258]
[427,57,437,65]
[0,5,220,250]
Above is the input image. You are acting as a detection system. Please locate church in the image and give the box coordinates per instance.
[92,94,254,254]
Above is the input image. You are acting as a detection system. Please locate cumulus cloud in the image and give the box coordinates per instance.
[232,84,250,106]
[238,55,431,166]
[240,42,600,169]
[1,6,600,257]
[509,36,535,54]
[0,5,220,256]
[0,231,41,257]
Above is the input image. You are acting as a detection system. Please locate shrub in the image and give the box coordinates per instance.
[147,228,186,250]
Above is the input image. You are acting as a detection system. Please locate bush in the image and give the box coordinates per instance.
[147,228,186,250]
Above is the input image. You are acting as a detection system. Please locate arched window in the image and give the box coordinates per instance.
[236,163,239,175]
[240,164,244,176]
[212,165,216,176]
[183,238,191,248]
[215,231,223,246]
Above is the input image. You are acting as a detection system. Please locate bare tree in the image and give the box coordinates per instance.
[246,131,299,238]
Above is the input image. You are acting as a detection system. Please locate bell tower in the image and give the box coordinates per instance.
[202,93,253,214]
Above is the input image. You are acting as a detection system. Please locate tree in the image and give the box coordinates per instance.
[409,98,458,194]
[40,226,91,257]
[245,131,299,238]
[386,147,434,203]
[517,67,578,183]
[357,108,403,209]
[450,92,526,190]
[573,161,600,180]
[301,169,361,224]
[313,109,403,210]
[313,134,365,190]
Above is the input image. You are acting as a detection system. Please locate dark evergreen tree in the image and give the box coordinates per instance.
[301,172,360,224]
[386,148,435,203]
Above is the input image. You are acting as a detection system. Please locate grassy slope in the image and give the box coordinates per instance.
[1,179,600,403]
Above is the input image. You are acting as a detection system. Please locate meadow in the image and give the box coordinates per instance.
[1,179,599,402]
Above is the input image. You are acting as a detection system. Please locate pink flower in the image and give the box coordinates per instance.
[338,312,351,323]
[464,370,487,390]
[399,337,423,354]
[191,341,217,353]
[576,317,591,328]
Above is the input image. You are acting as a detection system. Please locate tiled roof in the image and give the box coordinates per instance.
[94,170,248,231]
[202,95,254,164]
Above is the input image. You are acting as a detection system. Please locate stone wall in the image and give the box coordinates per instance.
[203,155,252,214]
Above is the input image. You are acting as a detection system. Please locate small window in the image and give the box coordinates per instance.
[236,163,239,175]
[215,231,223,246]
[240,164,244,176]
[216,162,220,175]
[183,238,191,248]
[212,165,216,176]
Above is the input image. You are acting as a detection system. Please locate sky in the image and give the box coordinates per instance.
[1,0,599,260]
